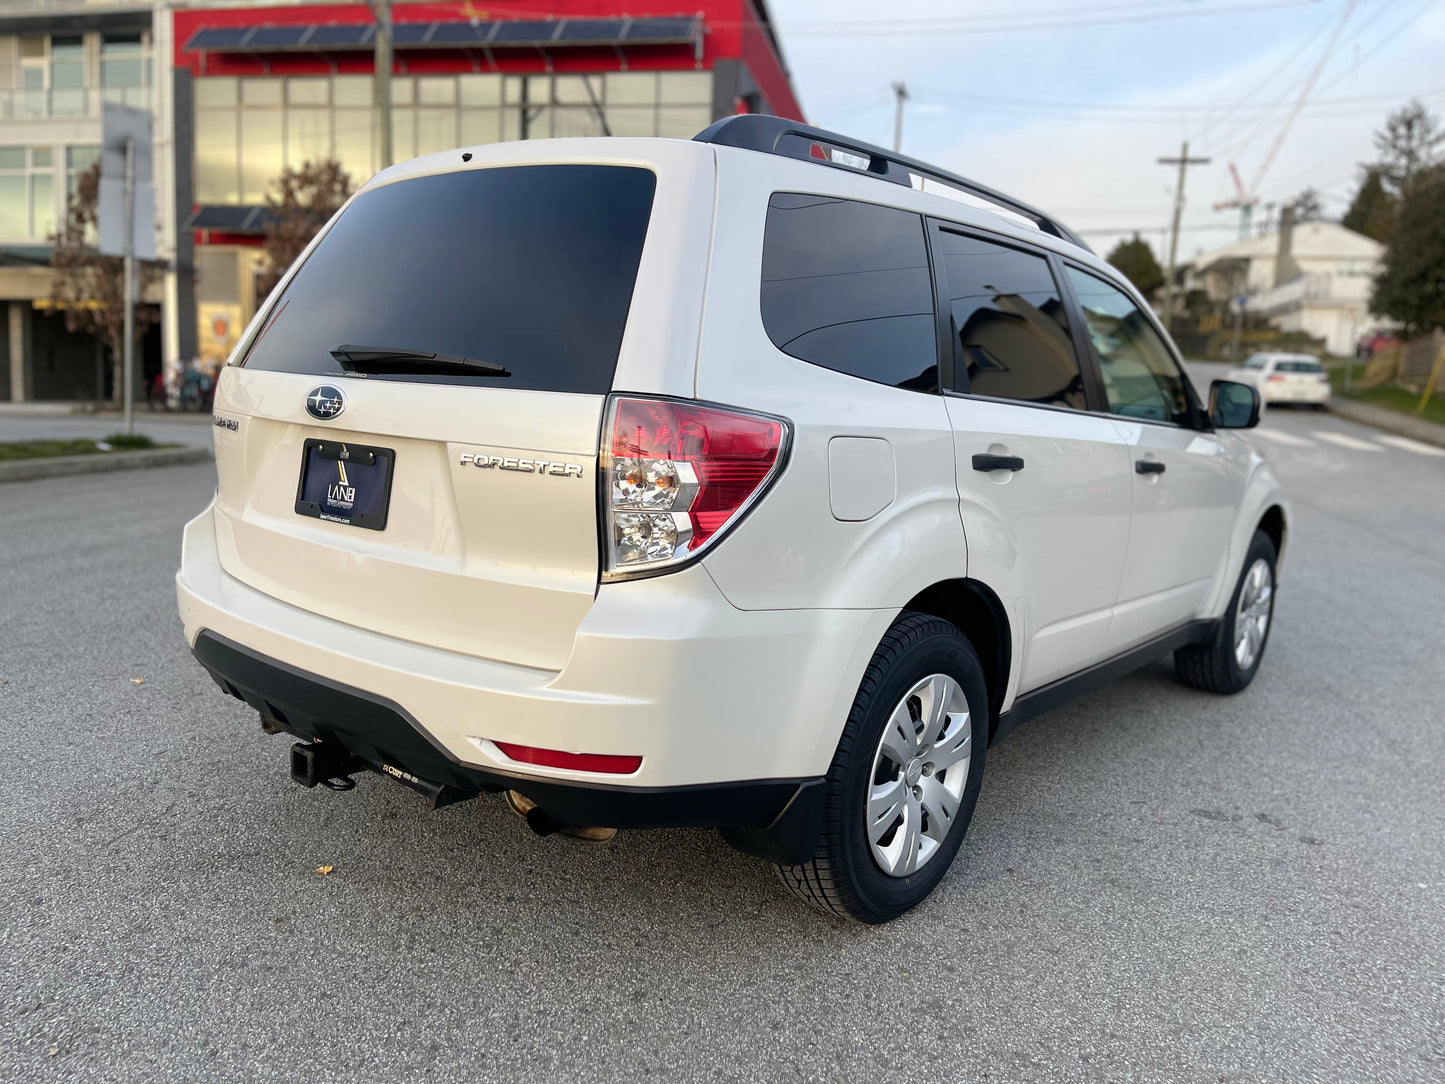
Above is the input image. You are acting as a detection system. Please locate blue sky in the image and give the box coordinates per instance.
[768,0,1445,261]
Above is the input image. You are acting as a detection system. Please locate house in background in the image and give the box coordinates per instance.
[1182,209,1384,357]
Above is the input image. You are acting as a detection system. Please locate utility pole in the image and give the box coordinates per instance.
[1157,140,1210,330]
[370,0,393,170]
[121,136,135,436]
[892,81,909,153]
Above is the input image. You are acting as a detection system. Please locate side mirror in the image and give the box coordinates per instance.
[1209,379,1261,429]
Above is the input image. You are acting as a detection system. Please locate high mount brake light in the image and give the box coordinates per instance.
[601,397,787,580]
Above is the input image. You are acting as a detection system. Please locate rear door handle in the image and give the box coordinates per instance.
[972,453,1025,472]
[1135,459,1166,474]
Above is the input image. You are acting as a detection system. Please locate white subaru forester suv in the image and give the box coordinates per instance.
[178,116,1287,923]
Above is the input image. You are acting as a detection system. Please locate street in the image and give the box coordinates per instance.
[2,389,1443,1083]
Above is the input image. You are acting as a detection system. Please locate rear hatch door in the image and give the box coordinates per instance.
[210,161,660,671]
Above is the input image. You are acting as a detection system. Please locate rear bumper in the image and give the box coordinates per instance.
[1261,383,1330,403]
[193,630,821,840]
[177,504,889,850]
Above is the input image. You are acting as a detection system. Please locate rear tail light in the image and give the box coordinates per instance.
[601,396,788,579]
[1266,375,1286,382]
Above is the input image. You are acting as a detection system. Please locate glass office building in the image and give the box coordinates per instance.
[174,1,804,370]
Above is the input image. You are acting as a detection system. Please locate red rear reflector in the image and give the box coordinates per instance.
[493,741,642,775]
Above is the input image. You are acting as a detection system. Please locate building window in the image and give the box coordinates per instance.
[7,33,150,119]
[100,34,150,109]
[194,69,720,205]
[0,146,58,240]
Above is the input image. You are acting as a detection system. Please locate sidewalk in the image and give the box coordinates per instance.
[1328,397,1445,450]
[0,401,210,423]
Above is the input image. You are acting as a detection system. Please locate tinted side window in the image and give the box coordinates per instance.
[937,229,1085,409]
[761,194,938,392]
[1063,266,1191,425]
[1278,361,1323,372]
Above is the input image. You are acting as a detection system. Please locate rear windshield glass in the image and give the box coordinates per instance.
[240,165,656,393]
[1277,360,1324,372]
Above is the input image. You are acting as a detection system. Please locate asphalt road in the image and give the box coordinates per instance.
[3,386,1443,1083]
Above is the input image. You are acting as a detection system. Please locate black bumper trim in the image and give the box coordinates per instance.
[191,630,824,843]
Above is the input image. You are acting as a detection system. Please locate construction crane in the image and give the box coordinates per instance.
[1214,163,1260,240]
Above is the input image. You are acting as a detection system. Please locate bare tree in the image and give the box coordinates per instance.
[47,162,163,403]
[258,159,354,301]
[1292,187,1326,222]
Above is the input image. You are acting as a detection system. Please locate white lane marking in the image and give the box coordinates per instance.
[1313,431,1384,452]
[1375,434,1445,457]
[1252,429,1315,447]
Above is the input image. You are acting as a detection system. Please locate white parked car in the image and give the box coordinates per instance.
[1228,351,1332,407]
[178,117,1287,923]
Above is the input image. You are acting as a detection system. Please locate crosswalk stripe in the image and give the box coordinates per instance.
[1313,431,1384,452]
[1375,434,1445,457]
[1252,429,1315,447]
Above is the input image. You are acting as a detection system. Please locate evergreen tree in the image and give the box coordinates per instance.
[1106,233,1164,297]
[1342,167,1397,243]
[1373,99,1444,196]
[1372,164,1445,333]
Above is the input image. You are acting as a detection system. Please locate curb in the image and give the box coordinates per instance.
[1328,398,1445,451]
[0,445,213,484]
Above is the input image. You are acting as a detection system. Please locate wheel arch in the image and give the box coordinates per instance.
[902,578,1012,738]
[1258,503,1287,571]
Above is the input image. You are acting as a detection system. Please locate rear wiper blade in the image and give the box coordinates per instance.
[329,344,510,377]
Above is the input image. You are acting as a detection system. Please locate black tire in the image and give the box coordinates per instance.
[1175,530,1277,694]
[777,611,989,924]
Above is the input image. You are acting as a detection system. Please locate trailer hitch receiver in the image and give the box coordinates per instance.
[290,741,363,790]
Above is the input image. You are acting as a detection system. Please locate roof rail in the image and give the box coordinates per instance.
[694,114,1091,253]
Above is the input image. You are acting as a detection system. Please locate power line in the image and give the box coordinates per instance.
[1194,3,1345,146]
[468,0,1321,34]
[1249,0,1359,192]
[1075,222,1245,236]
[1205,0,1433,161]
[908,85,1433,117]
[1313,0,1440,96]
[777,0,1322,37]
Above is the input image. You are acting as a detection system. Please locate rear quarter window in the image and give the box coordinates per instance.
[240,164,657,394]
[760,193,939,392]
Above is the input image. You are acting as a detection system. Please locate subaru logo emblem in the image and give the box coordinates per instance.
[305,384,346,421]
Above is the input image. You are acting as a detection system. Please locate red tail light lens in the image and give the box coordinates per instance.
[1266,374,1286,382]
[603,396,787,578]
[493,741,642,775]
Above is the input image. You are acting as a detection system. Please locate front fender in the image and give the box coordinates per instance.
[1201,443,1289,618]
